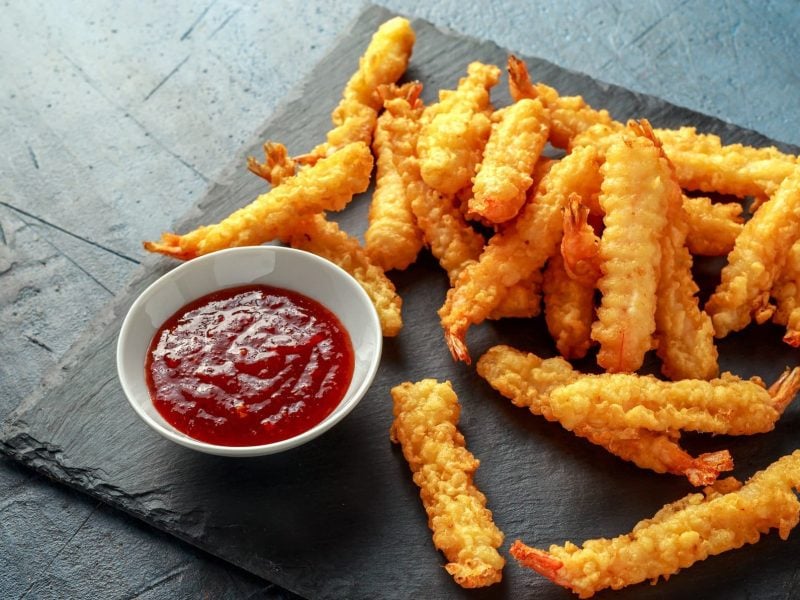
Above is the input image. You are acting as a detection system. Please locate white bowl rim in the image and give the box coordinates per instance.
[116,245,383,457]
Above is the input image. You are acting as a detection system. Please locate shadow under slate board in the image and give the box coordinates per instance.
[3,5,800,600]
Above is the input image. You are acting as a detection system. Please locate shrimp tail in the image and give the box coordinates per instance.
[768,367,800,414]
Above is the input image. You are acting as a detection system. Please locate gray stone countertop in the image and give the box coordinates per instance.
[1,1,797,598]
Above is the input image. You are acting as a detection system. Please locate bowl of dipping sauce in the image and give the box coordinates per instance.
[117,246,382,456]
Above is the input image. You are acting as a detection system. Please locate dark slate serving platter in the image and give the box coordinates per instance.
[3,5,800,599]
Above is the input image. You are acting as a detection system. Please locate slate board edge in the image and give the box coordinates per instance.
[3,4,800,598]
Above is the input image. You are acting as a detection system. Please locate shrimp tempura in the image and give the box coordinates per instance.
[706,168,800,337]
[773,239,800,346]
[417,62,500,195]
[683,195,744,256]
[542,253,594,360]
[302,17,415,163]
[511,450,800,598]
[390,379,505,588]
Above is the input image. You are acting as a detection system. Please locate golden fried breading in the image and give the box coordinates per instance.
[682,195,744,256]
[144,142,373,260]
[440,145,602,363]
[302,17,415,162]
[417,62,500,195]
[773,239,800,346]
[591,123,670,373]
[287,214,402,337]
[469,98,550,223]
[390,379,505,588]
[706,168,800,337]
[477,345,735,485]
[365,83,425,271]
[511,451,800,598]
[542,253,594,359]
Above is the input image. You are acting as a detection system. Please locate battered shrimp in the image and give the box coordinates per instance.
[705,168,800,337]
[469,97,550,223]
[417,62,500,195]
[390,380,505,588]
[302,17,415,163]
[477,345,734,485]
[683,195,744,256]
[365,83,425,271]
[440,145,602,363]
[560,195,601,287]
[511,450,800,598]
[287,214,402,337]
[591,123,670,373]
[772,238,800,346]
[144,142,373,260]
[542,253,594,359]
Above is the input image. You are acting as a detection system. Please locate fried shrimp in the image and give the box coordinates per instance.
[560,195,601,287]
[511,450,800,598]
[440,145,602,363]
[773,239,800,346]
[144,142,373,260]
[683,195,744,256]
[543,253,594,359]
[477,345,735,485]
[301,17,415,163]
[591,123,670,373]
[417,62,500,195]
[365,83,425,271]
[390,379,505,588]
[706,168,800,337]
[469,97,550,223]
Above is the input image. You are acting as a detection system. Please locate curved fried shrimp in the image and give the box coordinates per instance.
[773,239,800,346]
[705,168,800,337]
[247,141,296,185]
[390,379,505,588]
[301,17,415,163]
[560,195,601,286]
[287,214,402,337]
[656,127,799,201]
[417,62,500,195]
[469,98,550,224]
[591,123,670,372]
[507,55,612,149]
[543,253,594,359]
[476,345,733,485]
[144,142,373,260]
[440,145,603,363]
[511,450,800,598]
[364,83,425,271]
[683,195,744,256]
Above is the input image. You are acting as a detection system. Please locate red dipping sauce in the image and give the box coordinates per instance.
[145,284,354,446]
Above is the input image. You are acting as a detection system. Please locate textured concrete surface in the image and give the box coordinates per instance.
[0,0,798,598]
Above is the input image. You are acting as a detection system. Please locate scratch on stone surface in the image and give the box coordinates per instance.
[26,145,39,170]
[122,563,189,600]
[180,0,218,41]
[18,501,101,600]
[144,55,191,102]
[209,7,241,38]
[57,51,211,183]
[38,233,115,295]
[626,0,691,48]
[0,200,140,265]
[24,335,54,353]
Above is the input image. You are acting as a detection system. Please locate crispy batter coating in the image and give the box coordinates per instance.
[469,98,550,223]
[303,17,415,162]
[287,214,402,337]
[417,62,500,195]
[591,124,670,372]
[144,142,373,260]
[683,195,744,256]
[365,83,425,271]
[773,239,800,346]
[511,451,800,598]
[543,253,594,359]
[440,145,602,363]
[706,168,800,337]
[477,345,735,485]
[390,379,505,588]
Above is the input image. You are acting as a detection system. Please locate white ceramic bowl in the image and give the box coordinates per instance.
[116,246,382,456]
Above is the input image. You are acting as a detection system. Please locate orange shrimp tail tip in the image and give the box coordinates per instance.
[685,450,734,487]
[509,541,564,581]
[142,234,195,261]
[768,367,800,413]
[783,331,800,348]
[506,55,536,100]
[445,330,471,364]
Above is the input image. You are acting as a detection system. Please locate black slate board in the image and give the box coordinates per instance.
[4,5,800,599]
